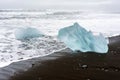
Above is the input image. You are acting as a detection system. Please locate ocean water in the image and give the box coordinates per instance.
[0,9,120,68]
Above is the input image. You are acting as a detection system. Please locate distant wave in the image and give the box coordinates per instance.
[0,10,84,20]
[0,9,47,12]
[46,11,82,15]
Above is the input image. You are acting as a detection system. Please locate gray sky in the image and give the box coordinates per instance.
[0,0,119,12]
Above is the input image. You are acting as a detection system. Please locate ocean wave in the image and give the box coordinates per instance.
[0,35,66,68]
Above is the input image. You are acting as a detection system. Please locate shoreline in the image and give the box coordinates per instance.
[0,48,72,80]
[10,46,120,80]
[0,36,120,80]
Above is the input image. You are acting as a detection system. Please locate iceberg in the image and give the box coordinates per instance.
[15,27,44,40]
[58,23,108,53]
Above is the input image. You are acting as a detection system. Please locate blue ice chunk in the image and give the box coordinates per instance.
[58,23,108,53]
[15,27,44,40]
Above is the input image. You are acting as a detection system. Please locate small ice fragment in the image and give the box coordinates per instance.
[86,79,91,80]
[58,22,108,53]
[14,27,44,40]
[81,65,88,68]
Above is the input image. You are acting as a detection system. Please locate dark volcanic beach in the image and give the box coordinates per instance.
[7,36,120,80]
[0,36,119,80]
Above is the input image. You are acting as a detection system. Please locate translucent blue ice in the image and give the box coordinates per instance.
[58,23,108,53]
[15,27,44,40]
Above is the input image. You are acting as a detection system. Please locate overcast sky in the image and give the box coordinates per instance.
[0,0,119,12]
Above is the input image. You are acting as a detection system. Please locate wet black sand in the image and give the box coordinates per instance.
[9,36,120,80]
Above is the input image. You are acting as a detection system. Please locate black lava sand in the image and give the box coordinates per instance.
[9,36,120,80]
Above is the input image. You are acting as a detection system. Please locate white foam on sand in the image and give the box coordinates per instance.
[0,35,66,68]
